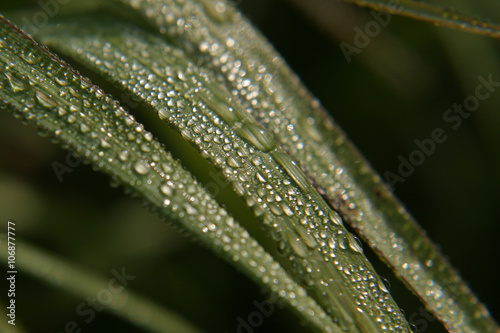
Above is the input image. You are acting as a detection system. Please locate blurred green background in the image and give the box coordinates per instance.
[0,0,499,332]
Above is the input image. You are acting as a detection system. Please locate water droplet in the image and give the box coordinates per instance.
[104,60,115,70]
[161,163,173,174]
[160,182,173,196]
[289,237,310,258]
[119,150,129,161]
[300,117,324,142]
[251,155,263,166]
[158,107,169,120]
[339,234,348,250]
[184,203,198,215]
[143,132,153,142]
[270,203,283,216]
[328,236,336,249]
[101,139,112,148]
[282,204,294,216]
[328,211,343,226]
[197,89,240,124]
[20,51,40,65]
[255,172,266,183]
[271,151,311,193]
[35,90,57,108]
[199,0,231,22]
[57,107,67,116]
[80,77,93,89]
[226,156,240,168]
[225,216,235,228]
[347,233,363,254]
[80,123,90,133]
[236,123,275,152]
[134,160,151,175]
[378,278,390,293]
[4,72,28,92]
[292,224,317,249]
[287,186,297,196]
[67,115,77,123]
[55,75,70,86]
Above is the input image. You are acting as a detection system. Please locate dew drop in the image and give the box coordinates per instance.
[143,132,153,142]
[158,107,169,120]
[101,139,112,149]
[328,236,336,249]
[119,150,129,161]
[255,172,266,183]
[4,72,28,92]
[161,163,173,174]
[184,203,198,215]
[20,51,40,65]
[80,123,90,133]
[292,224,317,249]
[134,160,151,175]
[226,156,240,168]
[287,187,297,196]
[67,115,77,123]
[328,210,343,226]
[104,60,115,70]
[80,77,93,89]
[55,75,70,87]
[282,204,294,217]
[57,107,67,116]
[251,155,263,166]
[160,182,173,196]
[378,278,390,294]
[300,117,324,142]
[271,151,311,192]
[225,216,235,228]
[236,123,275,152]
[289,237,310,258]
[339,235,348,250]
[347,233,363,254]
[35,90,57,108]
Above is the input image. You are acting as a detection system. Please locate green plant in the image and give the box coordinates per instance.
[0,0,499,332]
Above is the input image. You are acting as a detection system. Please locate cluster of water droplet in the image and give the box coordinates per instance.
[32,13,418,331]
[106,1,500,332]
[1,18,342,331]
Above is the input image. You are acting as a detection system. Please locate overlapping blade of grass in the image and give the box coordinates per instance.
[0,234,204,333]
[0,16,337,333]
[339,0,500,39]
[34,14,414,332]
[107,1,500,332]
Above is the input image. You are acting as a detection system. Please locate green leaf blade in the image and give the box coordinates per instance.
[0,235,205,333]
[34,13,413,332]
[0,16,336,333]
[104,1,500,332]
[341,0,500,39]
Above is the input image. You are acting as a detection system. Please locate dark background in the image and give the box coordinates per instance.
[0,0,499,332]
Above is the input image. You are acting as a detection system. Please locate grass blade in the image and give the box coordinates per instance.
[338,0,500,39]
[0,234,204,333]
[105,1,500,332]
[32,12,414,332]
[0,16,336,333]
